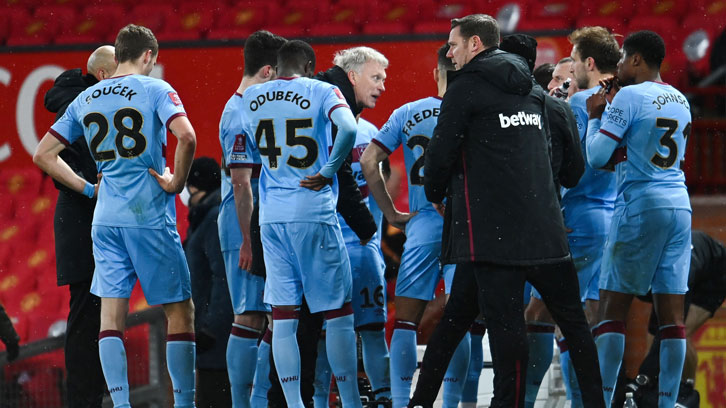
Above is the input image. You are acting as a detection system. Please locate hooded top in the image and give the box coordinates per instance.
[424,47,570,265]
[44,68,99,190]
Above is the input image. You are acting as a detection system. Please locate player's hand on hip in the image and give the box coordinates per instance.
[93,173,102,198]
[149,167,180,193]
[238,241,253,271]
[300,173,332,191]
[389,210,417,230]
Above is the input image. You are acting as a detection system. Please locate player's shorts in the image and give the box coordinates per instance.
[600,207,691,295]
[261,222,352,314]
[347,241,387,327]
[395,241,445,300]
[91,225,191,305]
[442,264,456,295]
[222,249,270,314]
[532,236,606,302]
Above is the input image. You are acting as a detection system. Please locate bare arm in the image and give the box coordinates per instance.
[150,115,196,193]
[33,133,97,197]
[231,167,254,271]
[360,142,415,230]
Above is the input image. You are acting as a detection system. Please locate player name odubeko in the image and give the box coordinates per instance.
[402,108,440,136]
[249,90,311,111]
[85,84,137,103]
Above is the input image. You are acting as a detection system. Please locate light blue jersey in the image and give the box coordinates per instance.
[338,118,384,246]
[240,77,351,225]
[561,86,617,243]
[50,74,186,229]
[596,81,692,214]
[218,92,261,252]
[373,96,443,247]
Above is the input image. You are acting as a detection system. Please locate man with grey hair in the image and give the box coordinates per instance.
[43,44,117,408]
[410,14,604,408]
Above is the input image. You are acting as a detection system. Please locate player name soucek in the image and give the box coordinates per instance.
[85,84,137,103]
[249,90,311,111]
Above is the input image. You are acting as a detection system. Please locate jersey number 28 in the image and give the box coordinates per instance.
[85,108,147,161]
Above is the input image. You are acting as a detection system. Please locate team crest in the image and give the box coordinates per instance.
[168,92,182,106]
[233,134,246,153]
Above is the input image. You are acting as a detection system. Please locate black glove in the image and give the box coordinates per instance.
[5,341,19,362]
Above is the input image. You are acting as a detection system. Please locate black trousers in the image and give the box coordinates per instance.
[410,261,604,408]
[65,280,104,408]
[268,299,324,407]
[197,368,232,408]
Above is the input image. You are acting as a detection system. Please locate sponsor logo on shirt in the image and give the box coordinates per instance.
[498,112,542,130]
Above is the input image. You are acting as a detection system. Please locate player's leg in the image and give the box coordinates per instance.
[163,299,196,408]
[261,223,305,408]
[251,326,272,408]
[650,208,691,408]
[530,260,604,408]
[523,294,555,408]
[390,243,442,407]
[349,242,391,401]
[441,265,470,408]
[313,329,332,408]
[593,289,632,406]
[222,247,269,408]
[460,320,486,408]
[91,226,138,408]
[300,223,360,407]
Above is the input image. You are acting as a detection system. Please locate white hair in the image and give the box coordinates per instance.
[333,46,389,74]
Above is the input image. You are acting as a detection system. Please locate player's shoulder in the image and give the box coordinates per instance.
[220,93,245,125]
[358,117,378,133]
[569,86,597,106]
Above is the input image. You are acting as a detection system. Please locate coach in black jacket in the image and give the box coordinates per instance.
[411,15,604,408]
[43,45,116,408]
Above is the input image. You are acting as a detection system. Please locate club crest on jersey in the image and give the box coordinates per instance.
[230,134,248,161]
[168,92,182,106]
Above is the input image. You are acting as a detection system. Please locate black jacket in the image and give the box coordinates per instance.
[185,189,234,370]
[44,68,99,191]
[315,66,377,242]
[424,48,570,265]
[545,92,584,194]
[45,68,98,285]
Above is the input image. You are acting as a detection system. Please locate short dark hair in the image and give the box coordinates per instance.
[499,34,538,71]
[243,30,287,77]
[187,157,220,193]
[533,63,555,89]
[437,43,455,71]
[451,14,499,48]
[277,40,316,73]
[623,31,666,69]
[115,24,158,63]
[569,26,621,74]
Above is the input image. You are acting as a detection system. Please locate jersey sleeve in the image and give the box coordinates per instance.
[568,92,589,141]
[49,96,84,146]
[321,84,350,122]
[371,107,404,155]
[598,87,639,143]
[151,80,187,129]
[222,109,257,169]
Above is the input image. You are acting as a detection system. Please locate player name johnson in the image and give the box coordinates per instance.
[249,91,311,111]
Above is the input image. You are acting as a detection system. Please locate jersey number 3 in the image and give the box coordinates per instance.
[85,108,147,161]
[255,119,317,169]
[651,118,691,169]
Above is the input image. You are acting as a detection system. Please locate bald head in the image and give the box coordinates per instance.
[87,45,117,81]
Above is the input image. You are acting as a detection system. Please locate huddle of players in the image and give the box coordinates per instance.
[31,19,694,408]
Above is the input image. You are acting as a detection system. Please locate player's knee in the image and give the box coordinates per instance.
[356,322,385,332]
[325,302,353,320]
[235,311,266,329]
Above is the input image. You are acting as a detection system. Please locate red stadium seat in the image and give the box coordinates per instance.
[0,168,43,198]
[692,0,726,17]
[157,1,222,41]
[575,16,626,36]
[680,14,722,76]
[432,1,474,21]
[367,0,437,26]
[361,22,411,35]
[272,1,325,32]
[635,0,690,17]
[579,0,634,20]
[4,6,53,46]
[327,0,370,26]
[517,18,573,31]
[259,25,308,39]
[308,23,359,37]
[472,0,530,33]
[33,5,76,44]
[0,13,8,44]
[528,0,580,22]
[413,20,455,34]
[55,4,126,45]
[129,3,175,34]
[627,16,680,49]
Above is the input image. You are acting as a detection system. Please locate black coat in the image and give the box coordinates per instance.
[185,189,234,370]
[315,66,377,241]
[424,48,570,265]
[44,68,98,285]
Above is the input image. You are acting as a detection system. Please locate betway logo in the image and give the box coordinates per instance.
[499,112,542,129]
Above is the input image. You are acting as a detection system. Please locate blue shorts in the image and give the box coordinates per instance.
[261,223,352,313]
[91,225,191,305]
[395,241,445,300]
[347,242,387,327]
[222,250,270,314]
[600,207,691,296]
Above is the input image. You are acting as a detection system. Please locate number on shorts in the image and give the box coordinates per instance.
[360,285,385,308]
